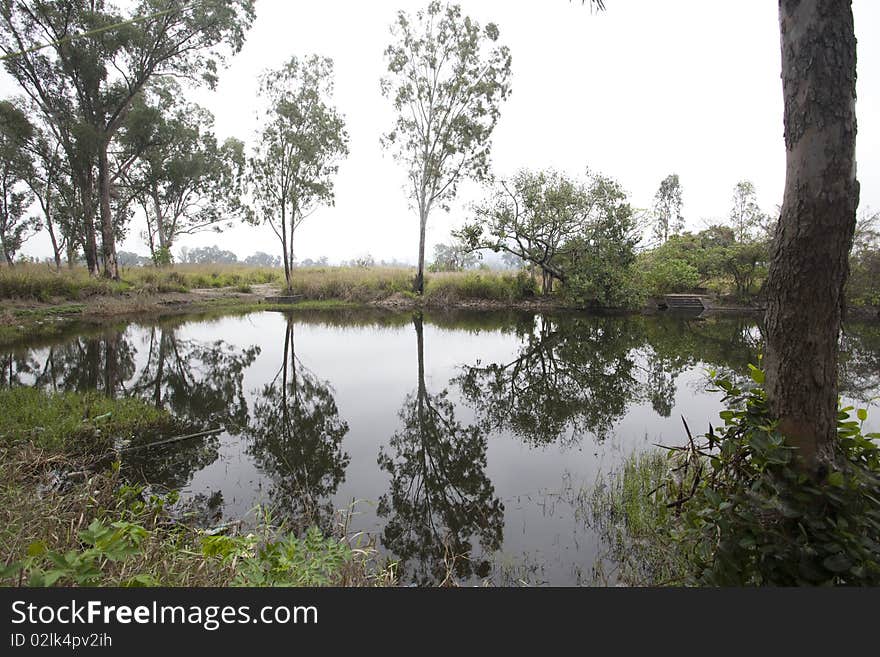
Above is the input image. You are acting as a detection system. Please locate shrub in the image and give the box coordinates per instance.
[669,371,880,585]
[639,257,701,296]
[593,368,880,586]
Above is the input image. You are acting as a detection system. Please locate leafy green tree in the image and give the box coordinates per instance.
[248,55,349,291]
[0,99,39,265]
[652,173,684,243]
[429,241,477,272]
[121,81,246,265]
[728,180,765,242]
[718,241,768,301]
[5,100,77,270]
[1,0,256,279]
[639,257,701,296]
[560,175,643,307]
[456,169,589,295]
[458,169,636,299]
[381,1,512,294]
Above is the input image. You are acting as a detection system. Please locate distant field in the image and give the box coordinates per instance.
[0,264,538,304]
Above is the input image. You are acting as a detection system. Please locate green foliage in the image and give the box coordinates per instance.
[652,173,684,243]
[669,374,880,585]
[847,212,880,307]
[228,527,353,586]
[19,519,151,587]
[152,246,174,267]
[248,55,349,289]
[639,257,701,295]
[847,250,880,307]
[717,241,768,301]
[459,169,640,302]
[565,257,644,308]
[593,371,880,586]
[637,226,769,301]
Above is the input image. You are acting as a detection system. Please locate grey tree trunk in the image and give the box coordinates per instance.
[77,170,99,276]
[763,0,859,474]
[415,208,428,295]
[97,145,119,279]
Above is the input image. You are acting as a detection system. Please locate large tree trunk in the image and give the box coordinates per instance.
[97,145,119,280]
[79,170,99,276]
[763,0,859,474]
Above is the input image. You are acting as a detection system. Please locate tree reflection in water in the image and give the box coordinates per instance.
[2,321,260,490]
[378,314,504,585]
[457,314,760,445]
[245,315,350,532]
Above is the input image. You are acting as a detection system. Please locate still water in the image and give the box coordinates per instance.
[4,309,879,585]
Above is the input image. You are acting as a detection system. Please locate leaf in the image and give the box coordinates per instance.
[747,364,764,384]
[26,540,47,557]
[822,553,852,573]
[857,408,868,422]
[123,574,159,587]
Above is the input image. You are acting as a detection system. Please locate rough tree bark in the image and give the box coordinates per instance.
[97,146,119,279]
[763,0,859,474]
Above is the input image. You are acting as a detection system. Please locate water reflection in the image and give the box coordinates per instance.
[245,317,350,531]
[3,310,879,585]
[377,314,503,584]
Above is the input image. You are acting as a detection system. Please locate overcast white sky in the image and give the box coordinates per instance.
[8,0,880,264]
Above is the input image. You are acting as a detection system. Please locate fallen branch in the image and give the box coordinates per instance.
[117,427,223,453]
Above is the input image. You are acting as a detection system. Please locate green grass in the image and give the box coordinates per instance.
[0,387,175,453]
[588,450,689,586]
[0,264,283,302]
[424,270,536,302]
[13,304,86,318]
[0,450,396,587]
[0,386,396,587]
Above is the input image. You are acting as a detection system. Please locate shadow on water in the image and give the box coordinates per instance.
[3,308,879,584]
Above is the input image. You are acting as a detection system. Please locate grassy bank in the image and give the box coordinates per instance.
[0,388,395,587]
[0,264,284,301]
[0,264,539,304]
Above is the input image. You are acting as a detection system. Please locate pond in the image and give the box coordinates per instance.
[4,309,880,585]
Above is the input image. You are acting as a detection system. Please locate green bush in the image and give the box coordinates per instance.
[424,270,535,302]
[594,368,880,586]
[669,371,880,585]
[847,251,880,307]
[639,257,701,296]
